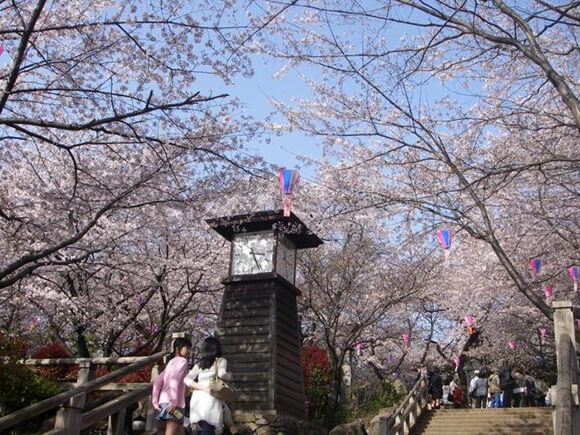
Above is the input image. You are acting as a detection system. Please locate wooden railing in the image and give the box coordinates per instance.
[379,371,429,435]
[0,351,168,435]
[552,301,579,435]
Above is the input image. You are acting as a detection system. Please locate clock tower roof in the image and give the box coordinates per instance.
[206,209,323,249]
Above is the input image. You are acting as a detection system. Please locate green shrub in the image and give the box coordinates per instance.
[350,378,404,423]
[0,335,61,433]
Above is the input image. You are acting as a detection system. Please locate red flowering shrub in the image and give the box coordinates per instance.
[118,342,154,382]
[94,365,151,383]
[301,345,331,422]
[93,341,154,383]
[119,366,152,383]
[95,367,111,378]
[31,342,73,380]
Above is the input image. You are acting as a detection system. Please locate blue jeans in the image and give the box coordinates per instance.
[491,392,502,408]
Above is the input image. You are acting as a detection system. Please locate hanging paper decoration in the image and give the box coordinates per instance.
[465,315,475,334]
[195,314,203,323]
[529,258,541,277]
[0,45,4,57]
[569,267,579,291]
[540,328,547,345]
[402,333,409,349]
[508,340,516,350]
[436,229,451,261]
[355,342,362,356]
[137,294,143,305]
[278,168,300,217]
[150,323,157,334]
[454,356,460,368]
[27,315,40,332]
[544,284,553,300]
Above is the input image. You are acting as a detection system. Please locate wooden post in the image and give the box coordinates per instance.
[552,301,580,435]
[54,360,92,434]
[107,408,126,435]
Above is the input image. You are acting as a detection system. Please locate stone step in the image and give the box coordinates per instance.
[417,431,549,435]
[413,409,553,435]
[420,422,552,432]
[426,408,552,414]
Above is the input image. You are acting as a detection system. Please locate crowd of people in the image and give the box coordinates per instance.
[427,364,548,410]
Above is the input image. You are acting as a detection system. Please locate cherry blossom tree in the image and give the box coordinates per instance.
[0,0,297,355]
[254,0,579,321]
[289,177,437,426]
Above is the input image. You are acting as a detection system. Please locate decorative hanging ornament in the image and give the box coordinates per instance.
[454,356,460,368]
[508,340,516,350]
[195,314,203,323]
[540,328,547,345]
[529,258,542,278]
[402,333,409,349]
[27,315,40,332]
[544,284,553,300]
[436,229,451,262]
[465,315,475,335]
[355,342,362,356]
[278,169,300,217]
[137,294,143,305]
[150,323,157,334]
[569,267,579,291]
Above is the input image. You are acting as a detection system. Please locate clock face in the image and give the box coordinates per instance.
[231,231,274,275]
[276,236,296,283]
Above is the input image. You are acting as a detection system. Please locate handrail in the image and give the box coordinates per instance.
[20,355,162,365]
[0,350,168,431]
[380,372,429,435]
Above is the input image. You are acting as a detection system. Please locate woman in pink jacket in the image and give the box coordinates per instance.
[152,337,192,435]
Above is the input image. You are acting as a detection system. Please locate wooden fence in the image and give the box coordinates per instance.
[0,351,167,435]
[379,371,429,435]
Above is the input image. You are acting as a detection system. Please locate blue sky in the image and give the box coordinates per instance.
[220,56,322,178]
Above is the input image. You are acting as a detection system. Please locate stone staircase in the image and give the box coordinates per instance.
[412,407,553,434]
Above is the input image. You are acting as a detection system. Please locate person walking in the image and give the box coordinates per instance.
[512,367,526,407]
[428,367,443,409]
[449,376,462,408]
[488,368,501,408]
[499,363,516,408]
[152,337,192,435]
[469,369,488,409]
[184,336,231,435]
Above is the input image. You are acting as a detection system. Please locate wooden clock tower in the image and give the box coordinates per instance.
[206,210,322,419]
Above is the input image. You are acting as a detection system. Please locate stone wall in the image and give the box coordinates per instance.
[231,411,323,435]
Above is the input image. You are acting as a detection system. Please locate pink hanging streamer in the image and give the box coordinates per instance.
[544,284,553,300]
[540,328,547,345]
[278,169,300,217]
[569,267,578,291]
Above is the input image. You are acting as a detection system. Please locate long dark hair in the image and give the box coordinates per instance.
[173,337,192,354]
[198,336,223,370]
